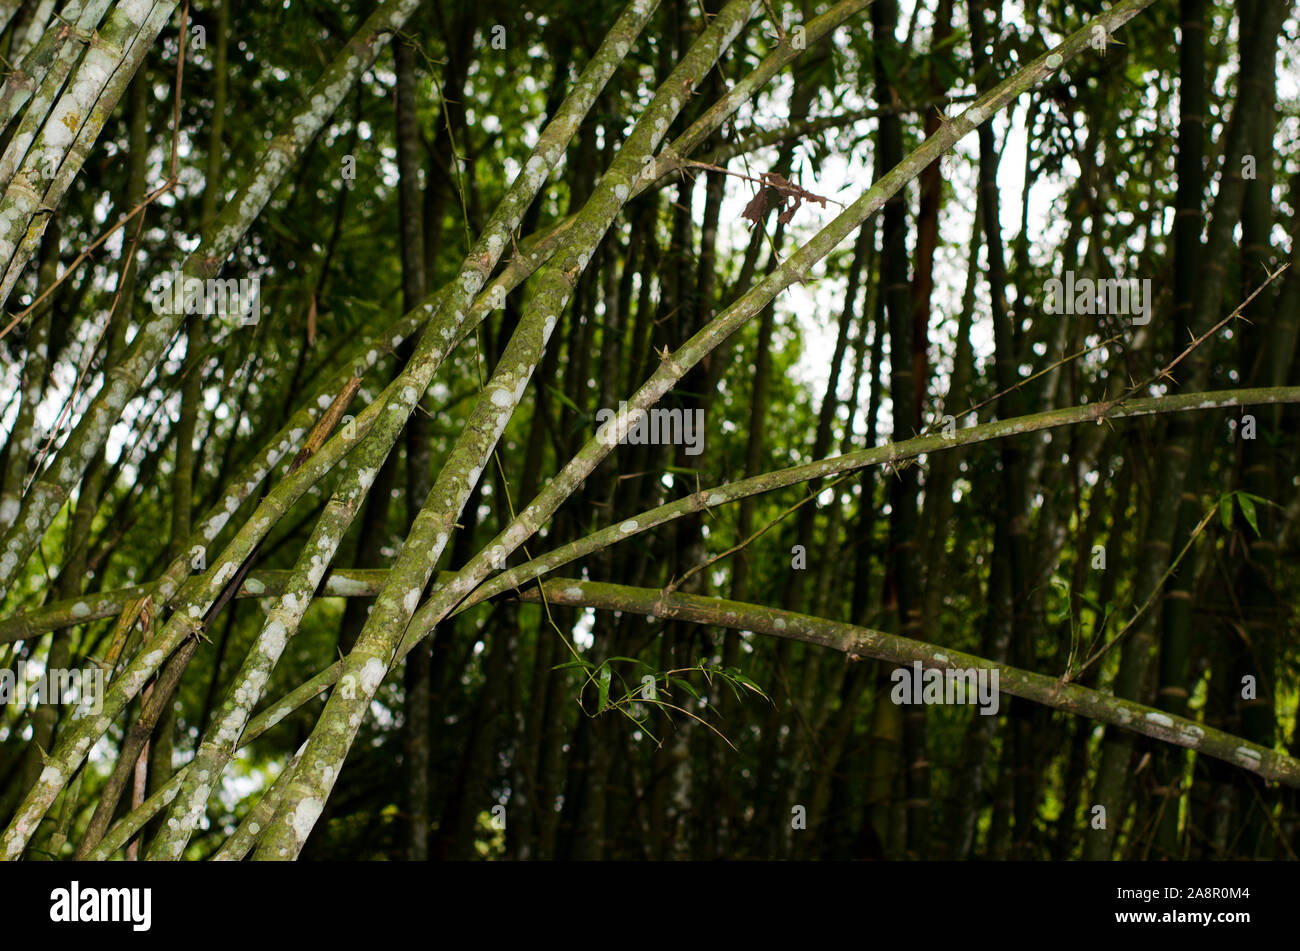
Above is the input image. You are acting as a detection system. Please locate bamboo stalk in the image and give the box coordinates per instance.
[147,0,663,861]
[402,0,1165,659]
[0,0,422,598]
[254,0,758,861]
[515,577,1300,789]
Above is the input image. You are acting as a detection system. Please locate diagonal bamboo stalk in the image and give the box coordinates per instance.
[0,1,113,140]
[254,0,760,861]
[0,0,422,600]
[146,0,663,860]
[0,0,176,296]
[398,0,1164,663]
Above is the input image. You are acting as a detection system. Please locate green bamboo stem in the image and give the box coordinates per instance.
[82,654,347,859]
[0,568,389,640]
[255,0,755,861]
[0,0,149,191]
[147,0,663,861]
[8,0,57,62]
[85,763,187,860]
[0,0,422,600]
[88,661,330,860]
[0,0,177,302]
[209,750,302,861]
[516,577,1300,788]
[707,94,978,164]
[0,1,113,138]
[400,0,1163,659]
[457,385,1300,611]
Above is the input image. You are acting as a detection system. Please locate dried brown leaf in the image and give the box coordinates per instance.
[777,196,802,225]
[741,188,768,226]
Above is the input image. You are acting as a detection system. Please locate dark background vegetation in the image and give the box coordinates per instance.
[1,0,1299,860]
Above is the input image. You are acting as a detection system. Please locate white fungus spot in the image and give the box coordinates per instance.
[292,797,324,842]
[359,657,387,694]
[263,620,288,657]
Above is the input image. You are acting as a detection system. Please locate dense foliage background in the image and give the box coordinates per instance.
[1,0,1298,861]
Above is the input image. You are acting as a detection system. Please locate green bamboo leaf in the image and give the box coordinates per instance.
[546,384,584,416]
[1237,492,1260,537]
[1219,494,1234,530]
[604,655,650,668]
[1241,491,1279,509]
[669,677,701,701]
[728,670,769,700]
[552,660,594,673]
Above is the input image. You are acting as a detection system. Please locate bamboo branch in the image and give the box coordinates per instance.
[457,386,1300,613]
[401,0,1163,662]
[0,0,423,599]
[254,0,757,861]
[517,577,1300,788]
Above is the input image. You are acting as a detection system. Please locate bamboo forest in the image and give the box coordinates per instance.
[1,0,1299,866]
